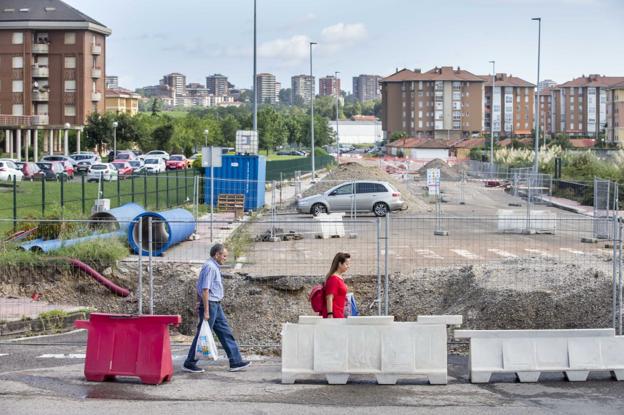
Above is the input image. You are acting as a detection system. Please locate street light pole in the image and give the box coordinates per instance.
[309,41,317,181]
[63,122,70,157]
[204,129,209,147]
[112,121,118,159]
[532,17,542,174]
[252,0,257,132]
[489,60,495,166]
[334,71,340,161]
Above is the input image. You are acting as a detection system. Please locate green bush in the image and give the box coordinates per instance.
[54,237,128,270]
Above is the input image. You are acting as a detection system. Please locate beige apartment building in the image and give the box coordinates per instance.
[479,74,535,138]
[0,0,110,160]
[256,73,277,104]
[606,81,624,144]
[381,66,484,140]
[105,88,140,115]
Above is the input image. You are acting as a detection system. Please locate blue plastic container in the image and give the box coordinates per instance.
[204,155,266,211]
[127,209,196,256]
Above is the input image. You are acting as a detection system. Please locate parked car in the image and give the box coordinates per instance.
[128,159,144,173]
[36,162,65,181]
[20,162,41,181]
[143,158,167,173]
[296,180,406,217]
[61,161,75,179]
[140,150,169,162]
[114,151,137,162]
[41,155,76,167]
[166,154,189,170]
[277,150,307,156]
[87,163,118,182]
[0,160,24,182]
[72,153,101,173]
[111,161,133,178]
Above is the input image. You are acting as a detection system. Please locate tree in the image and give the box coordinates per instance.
[390,131,408,142]
[278,88,291,105]
[152,123,174,151]
[221,114,240,146]
[84,112,114,153]
[258,106,287,153]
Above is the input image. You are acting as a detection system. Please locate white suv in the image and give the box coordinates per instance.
[141,150,169,161]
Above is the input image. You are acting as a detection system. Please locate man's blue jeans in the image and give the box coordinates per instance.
[185,301,243,367]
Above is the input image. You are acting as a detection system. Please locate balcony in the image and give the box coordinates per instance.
[32,115,49,126]
[92,68,102,78]
[32,43,49,54]
[32,91,49,101]
[92,44,102,55]
[32,66,49,78]
[0,115,48,127]
[91,92,102,101]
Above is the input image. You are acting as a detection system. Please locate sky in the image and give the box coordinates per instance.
[68,0,624,92]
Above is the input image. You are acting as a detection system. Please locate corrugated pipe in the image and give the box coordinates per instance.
[89,202,146,232]
[67,258,130,297]
[127,209,196,256]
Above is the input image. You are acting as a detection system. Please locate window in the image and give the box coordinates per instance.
[64,32,76,44]
[12,104,23,115]
[418,120,423,128]
[12,80,23,92]
[418,101,423,108]
[64,57,76,69]
[64,105,76,116]
[332,183,353,195]
[418,111,423,118]
[12,32,23,44]
[64,80,76,92]
[12,56,23,69]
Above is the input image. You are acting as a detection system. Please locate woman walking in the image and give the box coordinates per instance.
[322,252,351,319]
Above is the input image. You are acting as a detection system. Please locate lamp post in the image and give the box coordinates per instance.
[63,122,70,156]
[112,121,118,160]
[334,71,340,161]
[489,60,495,168]
[204,129,209,147]
[532,17,542,174]
[252,0,257,132]
[309,41,317,181]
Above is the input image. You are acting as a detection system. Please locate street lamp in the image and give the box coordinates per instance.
[334,71,340,161]
[204,129,209,147]
[309,41,317,181]
[112,121,118,159]
[63,122,70,156]
[489,60,495,167]
[532,17,542,174]
[252,0,257,132]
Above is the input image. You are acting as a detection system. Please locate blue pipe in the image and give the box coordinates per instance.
[20,231,124,253]
[89,202,146,232]
[127,209,196,256]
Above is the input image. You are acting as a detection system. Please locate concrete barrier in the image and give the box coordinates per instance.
[313,212,345,239]
[455,329,624,383]
[281,315,462,385]
[497,209,557,234]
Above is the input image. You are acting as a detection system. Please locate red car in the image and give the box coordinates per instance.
[20,162,42,180]
[62,161,75,179]
[112,160,133,178]
[166,154,188,170]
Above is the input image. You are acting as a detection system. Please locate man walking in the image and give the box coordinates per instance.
[183,243,251,373]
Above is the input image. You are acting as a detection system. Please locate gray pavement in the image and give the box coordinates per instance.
[1,331,624,414]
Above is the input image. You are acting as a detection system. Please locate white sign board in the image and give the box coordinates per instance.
[427,168,441,196]
[236,130,259,155]
[201,146,222,168]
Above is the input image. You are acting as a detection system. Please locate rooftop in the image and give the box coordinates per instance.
[382,66,484,83]
[478,74,535,88]
[558,75,624,88]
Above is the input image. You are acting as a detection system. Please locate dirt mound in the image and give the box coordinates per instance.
[417,159,460,181]
[300,162,425,211]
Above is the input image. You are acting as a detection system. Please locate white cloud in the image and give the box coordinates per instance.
[321,23,367,45]
[258,34,311,62]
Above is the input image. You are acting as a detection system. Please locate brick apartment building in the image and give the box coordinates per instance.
[606,81,624,144]
[381,67,484,140]
[0,0,110,160]
[206,73,228,96]
[537,86,556,138]
[353,74,381,101]
[480,73,535,138]
[319,75,340,97]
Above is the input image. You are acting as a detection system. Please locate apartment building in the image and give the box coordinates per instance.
[319,75,340,97]
[537,87,557,137]
[275,81,281,103]
[291,75,315,105]
[353,74,382,102]
[479,73,535,138]
[105,87,140,115]
[161,72,186,96]
[381,67,484,140]
[206,74,228,96]
[606,81,624,144]
[105,75,118,89]
[256,73,277,104]
[0,0,110,160]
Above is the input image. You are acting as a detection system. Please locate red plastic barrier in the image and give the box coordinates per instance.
[75,313,181,385]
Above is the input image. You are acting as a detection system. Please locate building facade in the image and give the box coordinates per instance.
[0,0,110,160]
[291,75,315,105]
[353,74,382,102]
[206,74,228,96]
[381,67,484,140]
[537,87,557,137]
[161,72,186,96]
[256,73,277,104]
[105,75,118,89]
[606,82,624,144]
[480,73,535,138]
[105,87,139,115]
[319,75,340,97]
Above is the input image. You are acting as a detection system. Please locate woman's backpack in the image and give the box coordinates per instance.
[308,284,324,314]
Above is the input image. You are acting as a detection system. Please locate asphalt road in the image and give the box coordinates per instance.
[1,331,624,414]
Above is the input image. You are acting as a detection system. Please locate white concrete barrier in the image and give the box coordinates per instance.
[455,329,624,383]
[497,209,557,234]
[313,212,345,238]
[281,315,462,385]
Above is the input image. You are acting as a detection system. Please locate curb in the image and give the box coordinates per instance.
[0,311,89,339]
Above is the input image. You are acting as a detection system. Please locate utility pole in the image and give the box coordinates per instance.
[489,60,495,167]
[532,17,542,174]
[252,0,257,132]
[309,41,317,181]
[334,71,340,161]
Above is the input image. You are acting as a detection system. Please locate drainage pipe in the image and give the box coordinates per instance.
[127,209,196,256]
[89,202,146,232]
[67,258,130,297]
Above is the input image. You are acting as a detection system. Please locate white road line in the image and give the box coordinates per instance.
[451,249,481,259]
[414,249,443,260]
[37,353,85,359]
[560,248,585,255]
[488,249,518,258]
[524,248,553,257]
[0,353,8,357]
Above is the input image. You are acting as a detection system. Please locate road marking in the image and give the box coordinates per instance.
[414,249,443,259]
[560,248,585,255]
[37,353,85,359]
[488,249,517,258]
[524,248,553,257]
[451,249,481,259]
[0,354,8,357]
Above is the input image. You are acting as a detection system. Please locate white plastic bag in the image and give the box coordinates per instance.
[195,320,219,361]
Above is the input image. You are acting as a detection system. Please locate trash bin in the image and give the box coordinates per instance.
[75,313,182,385]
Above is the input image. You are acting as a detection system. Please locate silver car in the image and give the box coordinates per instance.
[297,180,406,217]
